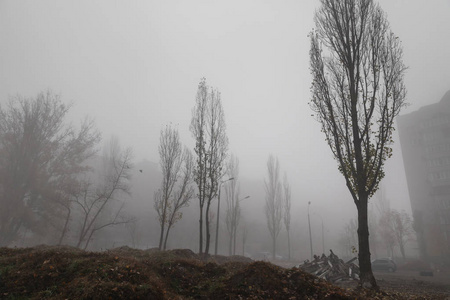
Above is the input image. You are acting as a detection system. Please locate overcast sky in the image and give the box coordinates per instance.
[1,0,449,223]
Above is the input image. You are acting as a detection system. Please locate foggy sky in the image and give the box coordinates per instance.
[1,0,450,233]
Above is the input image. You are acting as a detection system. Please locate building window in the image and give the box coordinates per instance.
[420,116,450,129]
[426,156,450,167]
[425,143,450,154]
[428,171,450,181]
[423,132,440,143]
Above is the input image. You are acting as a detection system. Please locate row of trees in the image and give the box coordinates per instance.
[153,78,230,255]
[2,80,247,256]
[0,91,133,249]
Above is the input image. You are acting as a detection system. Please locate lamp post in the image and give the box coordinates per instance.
[214,177,234,255]
[232,195,249,255]
[315,213,325,255]
[308,201,313,261]
[239,196,250,202]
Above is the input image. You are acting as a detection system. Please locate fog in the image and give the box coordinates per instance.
[1,0,450,260]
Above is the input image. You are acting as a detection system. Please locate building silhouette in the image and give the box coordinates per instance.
[397,90,450,262]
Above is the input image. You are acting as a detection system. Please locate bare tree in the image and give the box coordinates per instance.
[190,78,228,255]
[225,155,240,255]
[379,209,412,260]
[163,149,194,250]
[309,0,407,288]
[264,155,283,260]
[0,91,100,247]
[154,124,181,250]
[282,173,292,260]
[74,137,133,250]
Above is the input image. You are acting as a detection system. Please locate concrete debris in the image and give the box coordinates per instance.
[297,250,360,283]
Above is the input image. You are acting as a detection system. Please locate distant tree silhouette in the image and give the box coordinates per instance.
[0,91,100,246]
[282,173,292,261]
[264,155,282,261]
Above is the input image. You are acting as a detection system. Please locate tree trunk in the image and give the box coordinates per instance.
[163,224,172,251]
[158,219,166,250]
[287,230,291,261]
[204,201,211,255]
[84,229,95,250]
[58,207,71,245]
[233,226,237,255]
[357,196,378,289]
[76,214,89,248]
[228,232,232,256]
[199,205,204,255]
[272,237,276,260]
[399,243,405,260]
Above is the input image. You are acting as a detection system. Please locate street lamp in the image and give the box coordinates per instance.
[239,196,250,202]
[214,177,234,255]
[314,213,325,255]
[308,201,313,261]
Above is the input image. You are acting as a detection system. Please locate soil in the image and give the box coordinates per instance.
[0,245,449,299]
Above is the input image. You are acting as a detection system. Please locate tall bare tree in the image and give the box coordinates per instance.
[309,0,407,288]
[154,125,195,250]
[164,150,194,250]
[190,78,228,255]
[264,155,283,260]
[154,125,180,250]
[0,91,100,247]
[282,173,292,260]
[225,155,240,255]
[74,137,133,250]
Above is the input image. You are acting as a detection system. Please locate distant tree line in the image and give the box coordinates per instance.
[0,91,133,248]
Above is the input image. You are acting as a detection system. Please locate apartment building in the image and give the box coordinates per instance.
[397,90,450,261]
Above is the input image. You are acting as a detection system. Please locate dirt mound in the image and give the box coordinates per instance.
[0,246,448,299]
[209,254,253,265]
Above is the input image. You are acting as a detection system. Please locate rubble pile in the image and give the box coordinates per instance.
[297,250,360,283]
